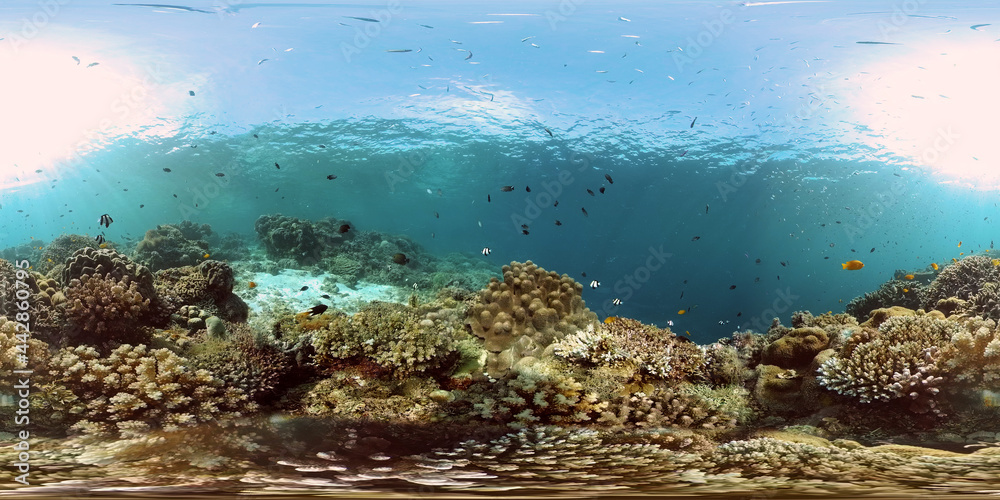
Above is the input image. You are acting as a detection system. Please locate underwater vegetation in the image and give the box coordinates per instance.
[8,218,1000,496]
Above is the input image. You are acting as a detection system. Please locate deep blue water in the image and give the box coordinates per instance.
[2,0,999,342]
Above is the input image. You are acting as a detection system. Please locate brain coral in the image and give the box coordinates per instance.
[40,344,254,437]
[467,261,598,377]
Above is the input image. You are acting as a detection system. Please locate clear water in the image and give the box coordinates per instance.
[1,1,1000,498]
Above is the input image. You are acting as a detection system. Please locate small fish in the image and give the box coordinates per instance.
[87,62,99,68]
[95,234,105,244]
[522,229,529,235]
[599,187,606,194]
[729,285,736,290]
[251,21,262,28]
[755,258,761,264]
[544,128,553,137]
[300,286,309,291]
[99,213,114,227]
[952,258,959,263]
[248,281,257,289]
[581,207,589,217]
[958,241,963,248]
[345,15,379,22]
[419,24,434,29]
[612,298,622,306]
[521,36,535,42]
[618,16,631,22]
[338,224,351,233]
[903,288,909,293]
[521,224,529,230]
[526,186,531,192]
[482,247,491,256]
[306,304,329,316]
[605,174,614,184]
[691,236,700,241]
[555,220,562,226]
[327,174,337,180]
[163,168,171,172]
[690,116,697,128]
[780,261,787,267]
[385,49,413,53]
[215,173,225,177]
[590,280,600,289]
[587,189,595,196]
[501,185,514,192]
[705,204,709,214]
[581,272,587,277]
[737,312,742,317]
[434,212,439,218]
[321,294,331,299]
[487,194,491,202]
[904,274,915,280]
[257,58,269,65]
[870,247,875,253]
[72,56,80,65]
[677,309,686,315]
[932,262,939,270]
[253,134,259,139]
[275,162,280,169]
[604,316,618,324]
[188,90,195,96]
[393,253,410,265]
[841,260,864,270]
[554,200,559,207]
[203,253,210,259]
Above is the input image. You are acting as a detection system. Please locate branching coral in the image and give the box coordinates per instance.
[924,255,1000,310]
[554,317,704,383]
[312,301,457,377]
[64,273,151,347]
[468,261,597,377]
[596,383,737,430]
[817,314,959,413]
[40,344,255,437]
[470,361,606,427]
[941,316,1000,388]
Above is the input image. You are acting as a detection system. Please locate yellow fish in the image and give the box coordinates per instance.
[604,316,618,324]
[203,253,210,259]
[677,309,686,315]
[903,288,909,293]
[958,241,962,248]
[99,243,107,249]
[47,258,53,263]
[841,260,864,270]
[904,274,914,280]
[952,258,958,263]
[993,259,1000,266]
[931,262,939,270]
[684,330,691,336]
[248,281,257,289]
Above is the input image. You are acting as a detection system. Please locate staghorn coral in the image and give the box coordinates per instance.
[133,223,212,271]
[554,317,704,383]
[39,343,255,437]
[817,314,959,413]
[64,273,151,348]
[312,301,457,377]
[924,255,1000,310]
[468,261,598,377]
[846,279,924,321]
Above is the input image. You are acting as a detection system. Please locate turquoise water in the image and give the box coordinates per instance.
[3,1,1000,498]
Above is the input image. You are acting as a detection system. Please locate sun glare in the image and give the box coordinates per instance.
[0,43,163,186]
[847,39,1000,189]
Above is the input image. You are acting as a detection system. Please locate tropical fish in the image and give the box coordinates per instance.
[599,187,606,194]
[482,247,491,256]
[958,241,963,248]
[587,189,595,196]
[163,168,171,172]
[99,213,113,227]
[500,185,514,192]
[932,262,939,270]
[306,304,329,316]
[604,316,618,324]
[841,260,864,270]
[94,234,105,244]
[612,298,622,306]
[904,274,915,280]
[274,162,280,169]
[327,175,337,180]
[729,285,736,290]
[581,207,589,217]
[339,224,351,233]
[590,280,600,289]
[203,253,210,258]
[677,309,686,315]
[215,172,225,177]
[393,253,410,265]
[248,281,257,289]
[300,286,308,291]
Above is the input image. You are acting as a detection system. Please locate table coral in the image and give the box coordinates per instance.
[40,343,255,437]
[467,260,598,377]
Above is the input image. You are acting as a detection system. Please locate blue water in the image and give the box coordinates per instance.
[1,0,998,343]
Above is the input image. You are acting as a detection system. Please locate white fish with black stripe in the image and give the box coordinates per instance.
[590,280,600,289]
[612,298,622,306]
[481,247,491,256]
[99,213,113,228]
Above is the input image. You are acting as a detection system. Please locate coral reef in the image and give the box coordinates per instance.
[64,273,151,348]
[846,279,924,322]
[554,317,704,383]
[467,261,598,377]
[191,324,294,404]
[62,247,156,299]
[817,313,958,414]
[154,260,248,323]
[312,301,458,377]
[255,214,354,265]
[761,326,829,368]
[924,255,1000,312]
[0,258,38,319]
[133,222,213,271]
[469,360,606,427]
[39,344,255,437]
[37,234,99,276]
[596,383,738,429]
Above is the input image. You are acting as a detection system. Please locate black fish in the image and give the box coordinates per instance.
[319,144,326,148]
[581,272,587,277]
[327,174,337,180]
[275,162,280,169]
[555,220,562,226]
[306,304,328,316]
[392,253,410,265]
[599,187,606,194]
[253,134,259,139]
[501,185,514,192]
[581,207,588,217]
[526,186,531,192]
[605,174,614,184]
[345,15,379,22]
[300,286,309,291]
[338,224,351,233]
[522,229,529,235]
[434,212,439,218]
[544,128,553,137]
[162,168,171,172]
[215,172,225,177]
[705,204,709,214]
[737,312,742,317]
[487,194,491,202]
[729,285,736,290]
[870,247,875,253]
[99,213,113,227]
[188,90,195,96]
[679,291,684,299]
[587,189,595,196]
[521,224,529,230]
[780,261,787,267]
[691,236,700,241]
[321,294,331,299]
[690,116,697,128]
[554,200,559,207]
